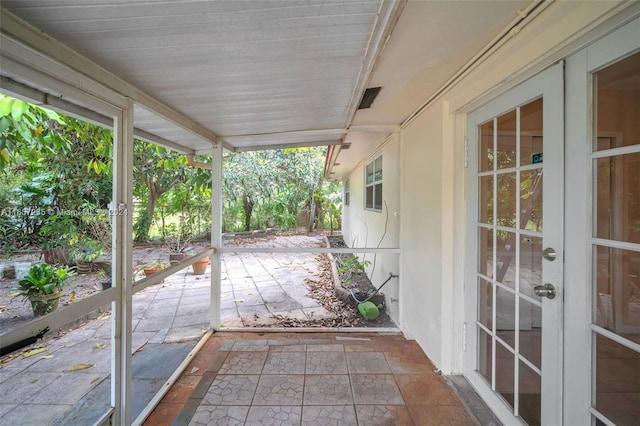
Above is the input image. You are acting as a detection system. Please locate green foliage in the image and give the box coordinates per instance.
[39,214,79,249]
[1,94,341,251]
[337,255,371,285]
[71,238,104,262]
[13,263,75,298]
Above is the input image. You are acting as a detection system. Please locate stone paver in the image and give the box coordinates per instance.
[154,334,489,426]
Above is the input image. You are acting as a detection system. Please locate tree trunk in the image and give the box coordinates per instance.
[242,195,254,232]
[308,194,316,234]
[134,182,159,242]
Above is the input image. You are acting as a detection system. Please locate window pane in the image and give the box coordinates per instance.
[595,52,640,151]
[374,157,383,182]
[479,175,494,224]
[496,231,516,289]
[520,169,543,232]
[593,246,640,332]
[519,361,541,426]
[478,278,493,329]
[519,298,542,370]
[496,288,516,347]
[520,98,543,167]
[594,333,640,425]
[478,327,493,385]
[497,110,517,169]
[478,227,494,278]
[495,342,515,409]
[595,153,640,243]
[497,173,516,228]
[365,186,373,209]
[520,235,542,299]
[374,183,382,210]
[366,162,374,184]
[479,120,494,172]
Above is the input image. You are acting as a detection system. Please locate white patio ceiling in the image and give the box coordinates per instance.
[0,0,530,162]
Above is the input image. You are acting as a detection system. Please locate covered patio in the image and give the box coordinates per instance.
[4,1,635,424]
[0,2,412,422]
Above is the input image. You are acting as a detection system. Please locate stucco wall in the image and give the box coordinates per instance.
[398,103,446,367]
[342,136,401,323]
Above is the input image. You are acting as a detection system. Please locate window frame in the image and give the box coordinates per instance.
[364,155,383,212]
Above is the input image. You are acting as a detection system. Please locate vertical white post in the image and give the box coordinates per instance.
[210,143,222,330]
[112,98,134,424]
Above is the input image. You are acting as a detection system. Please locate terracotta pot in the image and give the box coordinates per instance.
[143,266,165,277]
[29,292,63,317]
[169,253,188,265]
[75,260,92,274]
[191,257,209,275]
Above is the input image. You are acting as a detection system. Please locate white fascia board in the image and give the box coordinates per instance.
[0,9,220,147]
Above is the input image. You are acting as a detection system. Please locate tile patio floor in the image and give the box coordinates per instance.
[145,332,492,426]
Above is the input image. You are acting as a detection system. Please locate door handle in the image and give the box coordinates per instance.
[534,283,556,299]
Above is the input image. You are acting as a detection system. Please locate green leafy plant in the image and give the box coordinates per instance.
[72,238,104,262]
[337,256,371,285]
[12,263,75,298]
[39,214,79,249]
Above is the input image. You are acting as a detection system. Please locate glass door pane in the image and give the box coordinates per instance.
[476,97,544,424]
[591,51,640,426]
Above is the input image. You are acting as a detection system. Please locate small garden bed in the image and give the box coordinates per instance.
[324,235,394,327]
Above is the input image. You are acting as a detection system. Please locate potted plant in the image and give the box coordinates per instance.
[39,215,79,265]
[166,232,192,265]
[71,239,104,274]
[142,261,168,277]
[11,263,75,317]
[191,256,209,275]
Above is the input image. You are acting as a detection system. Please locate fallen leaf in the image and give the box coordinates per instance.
[95,343,107,349]
[190,367,200,374]
[41,355,54,359]
[67,363,93,371]
[23,348,48,358]
[138,316,145,320]
[90,377,101,384]
[234,298,244,303]
[7,291,21,298]
[97,314,110,321]
[68,291,76,303]
[247,292,253,295]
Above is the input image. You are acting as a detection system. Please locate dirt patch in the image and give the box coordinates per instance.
[326,235,395,327]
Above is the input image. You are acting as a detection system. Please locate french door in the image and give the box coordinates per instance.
[465,16,640,425]
[465,63,564,425]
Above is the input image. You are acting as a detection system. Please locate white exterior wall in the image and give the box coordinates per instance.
[342,0,633,375]
[342,135,401,323]
[398,103,445,367]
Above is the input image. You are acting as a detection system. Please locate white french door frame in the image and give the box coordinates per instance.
[464,62,565,425]
[563,17,640,426]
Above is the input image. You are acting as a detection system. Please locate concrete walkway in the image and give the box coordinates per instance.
[0,235,346,425]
